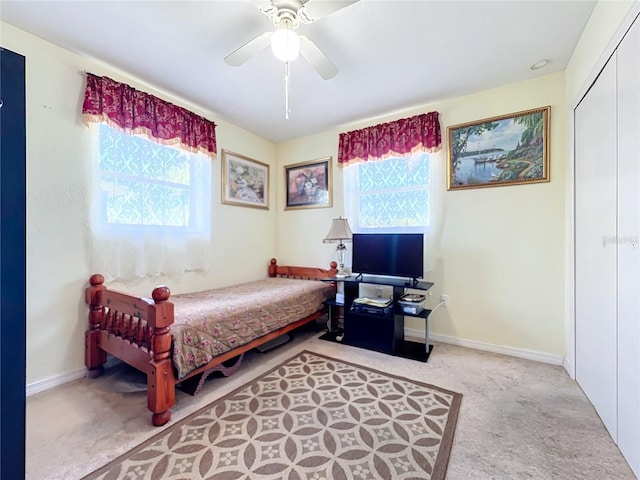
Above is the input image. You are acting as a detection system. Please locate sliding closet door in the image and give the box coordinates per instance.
[574,55,618,438]
[616,17,640,477]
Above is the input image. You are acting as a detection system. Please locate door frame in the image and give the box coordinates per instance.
[566,4,640,379]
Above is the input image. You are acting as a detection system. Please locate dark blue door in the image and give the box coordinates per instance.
[0,46,27,480]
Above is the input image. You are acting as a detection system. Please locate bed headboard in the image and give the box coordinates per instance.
[268,258,338,280]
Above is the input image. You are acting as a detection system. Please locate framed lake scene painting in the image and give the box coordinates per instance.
[285,157,332,210]
[221,150,269,209]
[447,106,550,190]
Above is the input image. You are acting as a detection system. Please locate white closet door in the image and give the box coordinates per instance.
[575,55,618,438]
[616,17,640,477]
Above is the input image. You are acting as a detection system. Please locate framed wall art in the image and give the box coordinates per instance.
[285,157,332,210]
[447,106,550,190]
[221,150,269,209]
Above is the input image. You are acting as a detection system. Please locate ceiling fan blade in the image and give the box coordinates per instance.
[224,31,273,67]
[299,0,359,24]
[299,35,338,80]
[250,0,277,19]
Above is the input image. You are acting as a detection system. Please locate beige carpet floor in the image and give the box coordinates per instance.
[26,323,636,480]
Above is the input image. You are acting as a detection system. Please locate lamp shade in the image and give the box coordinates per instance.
[323,217,353,243]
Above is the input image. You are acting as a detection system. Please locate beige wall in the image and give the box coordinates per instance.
[2,23,278,386]
[278,72,568,358]
[276,131,344,269]
[275,0,640,362]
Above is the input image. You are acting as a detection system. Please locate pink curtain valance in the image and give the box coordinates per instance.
[82,73,217,158]
[338,112,441,166]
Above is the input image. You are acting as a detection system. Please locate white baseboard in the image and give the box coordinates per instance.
[406,328,565,366]
[563,356,575,379]
[26,331,568,396]
[26,367,86,397]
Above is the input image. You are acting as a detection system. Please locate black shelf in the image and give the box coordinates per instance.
[319,329,343,342]
[319,328,432,362]
[324,275,433,291]
[321,275,435,362]
[395,307,432,319]
[395,340,433,362]
[323,299,344,307]
[324,301,432,320]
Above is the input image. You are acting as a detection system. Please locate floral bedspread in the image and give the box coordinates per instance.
[170,277,334,379]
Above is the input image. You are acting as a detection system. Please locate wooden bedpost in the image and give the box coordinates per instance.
[328,261,338,278]
[85,274,107,377]
[269,258,278,277]
[147,285,175,427]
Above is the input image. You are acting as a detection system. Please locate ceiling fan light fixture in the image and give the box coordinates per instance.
[271,25,300,62]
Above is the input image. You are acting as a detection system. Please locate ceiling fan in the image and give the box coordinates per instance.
[224,0,360,81]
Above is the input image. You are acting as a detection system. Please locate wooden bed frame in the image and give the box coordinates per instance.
[85,258,338,426]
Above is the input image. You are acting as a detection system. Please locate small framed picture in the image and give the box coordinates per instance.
[447,106,550,190]
[221,150,269,209]
[284,157,332,210]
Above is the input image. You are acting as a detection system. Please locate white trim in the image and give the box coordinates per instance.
[29,332,568,395]
[570,3,640,111]
[406,328,565,366]
[566,102,577,380]
[563,356,574,377]
[567,3,640,382]
[26,367,86,397]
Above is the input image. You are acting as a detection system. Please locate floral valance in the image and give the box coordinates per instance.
[82,73,217,158]
[338,111,441,166]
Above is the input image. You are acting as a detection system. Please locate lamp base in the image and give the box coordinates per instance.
[335,263,350,279]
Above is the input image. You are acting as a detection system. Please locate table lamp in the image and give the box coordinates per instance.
[323,217,353,278]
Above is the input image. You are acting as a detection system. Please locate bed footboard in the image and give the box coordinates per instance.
[269,258,338,279]
[85,274,176,426]
[85,259,337,427]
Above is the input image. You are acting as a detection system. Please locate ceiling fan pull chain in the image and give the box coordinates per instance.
[285,60,291,120]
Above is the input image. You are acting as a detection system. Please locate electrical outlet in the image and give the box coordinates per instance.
[440,294,449,307]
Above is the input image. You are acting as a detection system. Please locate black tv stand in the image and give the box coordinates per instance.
[321,275,434,362]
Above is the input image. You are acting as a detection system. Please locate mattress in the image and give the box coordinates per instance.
[170,277,334,379]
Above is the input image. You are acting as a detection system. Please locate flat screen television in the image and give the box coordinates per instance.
[351,233,424,279]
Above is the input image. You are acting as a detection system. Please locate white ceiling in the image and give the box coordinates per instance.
[1,0,596,143]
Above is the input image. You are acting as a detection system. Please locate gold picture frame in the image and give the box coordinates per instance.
[447,106,550,190]
[284,157,332,210]
[221,150,269,209]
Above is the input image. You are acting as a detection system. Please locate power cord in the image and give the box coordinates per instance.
[426,300,446,322]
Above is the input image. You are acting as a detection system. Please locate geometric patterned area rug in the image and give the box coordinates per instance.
[83,350,462,480]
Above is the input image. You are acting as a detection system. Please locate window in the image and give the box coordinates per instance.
[97,124,209,232]
[91,124,211,280]
[344,152,430,232]
[343,149,444,276]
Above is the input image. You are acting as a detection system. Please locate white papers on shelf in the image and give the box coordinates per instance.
[353,297,392,308]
